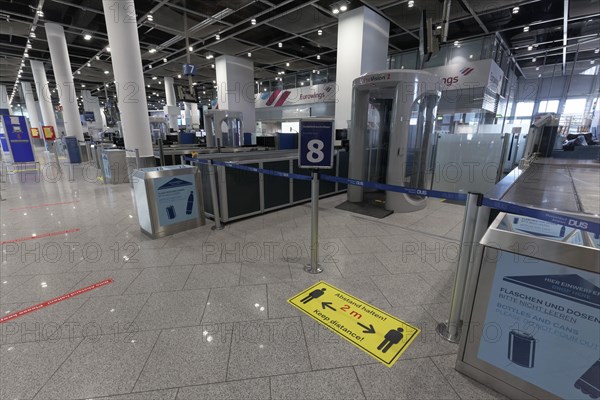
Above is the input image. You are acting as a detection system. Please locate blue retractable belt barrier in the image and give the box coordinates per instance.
[184,156,599,235]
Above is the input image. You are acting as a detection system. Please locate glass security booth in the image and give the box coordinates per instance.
[348,70,441,213]
[203,110,243,148]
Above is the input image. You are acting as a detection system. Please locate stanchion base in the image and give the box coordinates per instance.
[211,225,224,231]
[304,264,323,274]
[436,322,461,343]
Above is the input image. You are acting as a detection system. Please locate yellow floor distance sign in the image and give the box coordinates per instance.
[288,281,420,367]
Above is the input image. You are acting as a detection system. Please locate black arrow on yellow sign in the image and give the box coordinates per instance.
[321,302,336,311]
[357,322,376,334]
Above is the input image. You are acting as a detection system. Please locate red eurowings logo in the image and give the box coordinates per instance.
[265,90,292,107]
[460,67,475,76]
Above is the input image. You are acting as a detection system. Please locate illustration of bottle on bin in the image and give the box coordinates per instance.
[186,191,194,215]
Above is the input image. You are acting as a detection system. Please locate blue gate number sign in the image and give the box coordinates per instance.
[299,120,334,169]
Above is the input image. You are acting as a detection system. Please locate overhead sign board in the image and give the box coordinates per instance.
[288,281,420,367]
[426,59,504,94]
[256,83,336,108]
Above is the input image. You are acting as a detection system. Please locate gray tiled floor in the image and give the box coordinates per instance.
[0,152,507,399]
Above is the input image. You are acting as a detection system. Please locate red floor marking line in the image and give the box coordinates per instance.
[0,228,81,245]
[0,279,113,324]
[9,200,80,211]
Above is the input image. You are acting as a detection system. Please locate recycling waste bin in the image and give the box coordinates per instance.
[132,165,205,239]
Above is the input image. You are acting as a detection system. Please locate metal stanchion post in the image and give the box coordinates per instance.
[208,160,223,230]
[436,192,481,342]
[134,148,140,170]
[158,139,165,166]
[53,142,62,176]
[305,170,323,274]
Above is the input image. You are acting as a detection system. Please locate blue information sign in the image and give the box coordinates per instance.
[298,120,334,169]
[2,115,35,162]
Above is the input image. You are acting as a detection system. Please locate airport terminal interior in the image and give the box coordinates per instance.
[0,1,599,400]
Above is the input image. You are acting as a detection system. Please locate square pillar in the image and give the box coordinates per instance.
[334,6,390,131]
[215,55,255,135]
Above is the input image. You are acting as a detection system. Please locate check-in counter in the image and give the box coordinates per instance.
[190,149,349,223]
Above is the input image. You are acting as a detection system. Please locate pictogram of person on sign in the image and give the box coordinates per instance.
[300,288,327,304]
[377,328,404,353]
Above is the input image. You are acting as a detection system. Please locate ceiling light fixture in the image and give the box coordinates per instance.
[105,46,111,52]
[332,8,340,14]
[81,84,85,87]
[177,74,182,79]
[251,18,256,25]
[512,6,520,14]
[316,54,321,60]
[215,33,220,40]
[278,42,283,48]
[96,55,100,60]
[592,60,596,64]
[211,64,214,68]
[104,70,109,74]
[527,45,533,51]
[317,29,323,35]
[148,64,153,69]
[340,4,348,11]
[206,54,214,59]
[149,48,157,53]
[87,62,91,67]
[76,70,81,74]
[36,10,44,17]
[188,46,193,52]
[27,43,32,49]
[523,26,529,32]
[532,57,537,62]
[30,32,36,38]
[536,66,540,70]
[147,14,153,22]
[152,76,157,80]
[286,62,290,67]
[595,48,600,54]
[163,58,167,63]
[247,52,252,57]
[84,33,92,40]
[408,1,414,8]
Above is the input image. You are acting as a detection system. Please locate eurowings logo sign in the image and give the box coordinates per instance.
[460,67,475,76]
[256,83,336,108]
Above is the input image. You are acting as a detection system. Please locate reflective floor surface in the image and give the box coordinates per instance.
[0,151,506,400]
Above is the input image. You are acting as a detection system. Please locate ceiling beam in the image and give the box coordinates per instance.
[563,0,569,75]
[457,0,488,34]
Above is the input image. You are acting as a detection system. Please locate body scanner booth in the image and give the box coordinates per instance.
[348,70,441,212]
[203,110,243,148]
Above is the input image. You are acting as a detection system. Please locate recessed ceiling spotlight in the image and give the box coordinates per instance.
[149,48,157,53]
[211,64,214,68]
[340,4,348,11]
[512,6,520,14]
[96,55,100,60]
[81,84,85,87]
[206,54,214,59]
[76,70,81,74]
[408,1,414,8]
[27,43,32,49]
[454,40,460,46]
[536,66,540,70]
[436,25,442,30]
[87,62,91,67]
[30,32,36,38]
[592,60,596,64]
[316,54,321,60]
[152,76,157,80]
[24,53,29,58]
[278,42,283,48]
[523,26,529,32]
[527,45,533,51]
[188,46,193,51]
[36,10,44,17]
[251,18,256,25]
[317,29,323,35]
[332,8,339,14]
[247,52,252,57]
[163,58,167,63]
[538,74,541,78]
[595,48,599,54]
[83,33,92,40]
[105,46,111,52]
[147,14,153,22]
[286,62,290,67]
[532,57,537,62]
[148,64,153,69]
[177,74,182,78]
[215,33,220,40]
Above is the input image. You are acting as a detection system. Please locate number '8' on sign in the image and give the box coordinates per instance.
[299,120,334,169]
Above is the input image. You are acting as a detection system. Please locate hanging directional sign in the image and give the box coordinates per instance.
[288,281,420,367]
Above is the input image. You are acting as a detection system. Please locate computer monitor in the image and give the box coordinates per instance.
[336,129,348,141]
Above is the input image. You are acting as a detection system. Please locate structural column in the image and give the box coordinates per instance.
[30,60,58,131]
[20,81,43,143]
[215,55,255,136]
[102,0,154,168]
[0,85,12,114]
[163,77,179,132]
[45,23,85,141]
[334,6,390,131]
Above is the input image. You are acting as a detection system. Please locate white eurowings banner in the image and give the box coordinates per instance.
[255,82,336,108]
